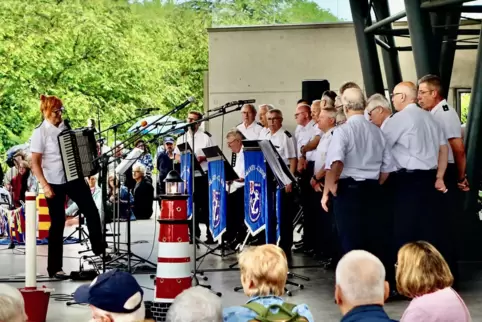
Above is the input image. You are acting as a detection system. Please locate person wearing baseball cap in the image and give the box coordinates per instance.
[74,269,151,322]
[156,136,175,197]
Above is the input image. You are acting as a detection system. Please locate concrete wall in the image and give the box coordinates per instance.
[207,22,479,152]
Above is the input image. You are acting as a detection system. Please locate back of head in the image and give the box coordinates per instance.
[166,286,222,322]
[336,250,386,306]
[396,82,417,101]
[339,81,361,95]
[341,88,366,112]
[0,284,27,322]
[239,244,288,297]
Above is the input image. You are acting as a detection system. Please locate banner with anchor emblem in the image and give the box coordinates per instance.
[208,159,227,242]
[180,152,193,220]
[244,150,267,236]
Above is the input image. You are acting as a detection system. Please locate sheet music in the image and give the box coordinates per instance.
[258,140,293,187]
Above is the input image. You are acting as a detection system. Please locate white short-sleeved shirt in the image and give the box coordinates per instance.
[236,122,263,140]
[382,104,447,171]
[266,127,297,165]
[314,128,335,173]
[325,115,396,181]
[258,127,270,140]
[228,148,245,193]
[430,99,462,164]
[30,120,67,185]
[295,120,322,162]
[174,130,215,172]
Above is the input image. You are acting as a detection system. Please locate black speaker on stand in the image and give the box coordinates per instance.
[301,79,330,104]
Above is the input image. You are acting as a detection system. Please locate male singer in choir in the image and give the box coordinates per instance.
[258,104,274,140]
[366,94,392,130]
[174,111,216,244]
[321,88,395,268]
[30,95,105,280]
[266,109,297,263]
[382,81,449,295]
[236,104,263,140]
[225,129,246,245]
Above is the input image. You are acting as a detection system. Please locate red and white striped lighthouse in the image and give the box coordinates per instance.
[150,171,192,321]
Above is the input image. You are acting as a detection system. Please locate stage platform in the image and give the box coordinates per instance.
[1,218,482,321]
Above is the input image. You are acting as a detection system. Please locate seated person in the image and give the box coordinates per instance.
[166,286,223,322]
[397,241,471,322]
[335,250,396,322]
[0,283,27,322]
[223,244,314,322]
[132,163,154,220]
[74,269,152,322]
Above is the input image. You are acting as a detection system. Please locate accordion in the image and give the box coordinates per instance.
[58,128,100,182]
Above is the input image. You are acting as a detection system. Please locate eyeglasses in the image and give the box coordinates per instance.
[52,107,65,115]
[390,93,403,99]
[227,139,239,146]
[418,90,433,96]
[267,117,281,121]
[367,106,381,116]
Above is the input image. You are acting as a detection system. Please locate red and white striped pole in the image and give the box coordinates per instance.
[20,192,51,322]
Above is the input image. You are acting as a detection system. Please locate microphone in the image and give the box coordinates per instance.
[207,99,256,112]
[136,107,157,113]
[174,96,196,111]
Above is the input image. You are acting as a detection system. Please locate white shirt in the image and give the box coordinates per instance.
[380,116,391,131]
[174,130,215,172]
[258,127,270,140]
[295,120,321,162]
[430,99,462,164]
[383,104,447,171]
[314,127,335,173]
[229,148,245,193]
[325,115,395,181]
[30,120,67,185]
[236,122,263,140]
[266,127,297,165]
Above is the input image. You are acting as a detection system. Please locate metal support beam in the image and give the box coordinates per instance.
[465,22,482,215]
[364,10,406,33]
[421,0,476,10]
[372,0,403,95]
[396,44,479,51]
[349,0,385,96]
[439,9,462,98]
[461,5,482,12]
[405,0,439,78]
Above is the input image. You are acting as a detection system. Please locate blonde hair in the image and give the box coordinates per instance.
[0,284,27,322]
[239,244,288,297]
[396,241,453,298]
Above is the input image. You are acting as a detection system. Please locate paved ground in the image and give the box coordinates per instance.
[1,217,482,321]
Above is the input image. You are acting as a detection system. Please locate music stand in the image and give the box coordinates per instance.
[199,146,238,260]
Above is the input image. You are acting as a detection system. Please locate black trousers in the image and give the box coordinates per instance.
[299,162,316,249]
[225,188,245,243]
[279,188,295,260]
[332,178,389,268]
[46,179,104,275]
[443,164,461,281]
[313,191,340,260]
[189,175,212,240]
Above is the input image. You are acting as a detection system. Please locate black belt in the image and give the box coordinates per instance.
[396,169,436,175]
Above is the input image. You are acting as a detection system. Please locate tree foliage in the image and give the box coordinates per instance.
[0,0,337,158]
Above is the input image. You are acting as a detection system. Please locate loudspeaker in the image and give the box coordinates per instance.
[302,80,330,104]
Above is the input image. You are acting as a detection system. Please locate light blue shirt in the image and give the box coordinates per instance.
[223,295,314,322]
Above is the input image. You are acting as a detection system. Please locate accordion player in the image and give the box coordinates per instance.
[30,95,105,280]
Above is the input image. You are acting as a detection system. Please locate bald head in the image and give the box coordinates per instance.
[392,81,417,111]
[335,250,388,311]
[341,88,366,113]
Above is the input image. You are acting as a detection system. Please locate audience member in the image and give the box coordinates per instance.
[166,286,223,322]
[132,163,154,220]
[335,250,396,322]
[397,241,471,322]
[74,270,149,322]
[0,284,27,322]
[223,244,314,322]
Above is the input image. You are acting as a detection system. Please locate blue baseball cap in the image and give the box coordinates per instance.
[164,137,175,144]
[73,269,144,313]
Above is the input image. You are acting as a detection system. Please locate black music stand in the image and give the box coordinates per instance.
[198,145,238,260]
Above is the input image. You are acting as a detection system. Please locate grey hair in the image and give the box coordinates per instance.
[366,94,391,113]
[269,109,283,118]
[242,104,257,114]
[258,104,275,111]
[166,286,223,322]
[335,250,386,305]
[133,163,146,176]
[322,95,335,108]
[336,110,347,125]
[0,284,27,322]
[226,128,243,140]
[341,88,366,112]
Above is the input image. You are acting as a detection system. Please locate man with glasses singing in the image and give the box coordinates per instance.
[266,109,297,263]
[174,111,216,244]
[383,81,449,298]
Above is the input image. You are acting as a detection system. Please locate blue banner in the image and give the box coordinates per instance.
[180,152,193,220]
[275,188,282,244]
[244,151,267,236]
[208,159,227,242]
